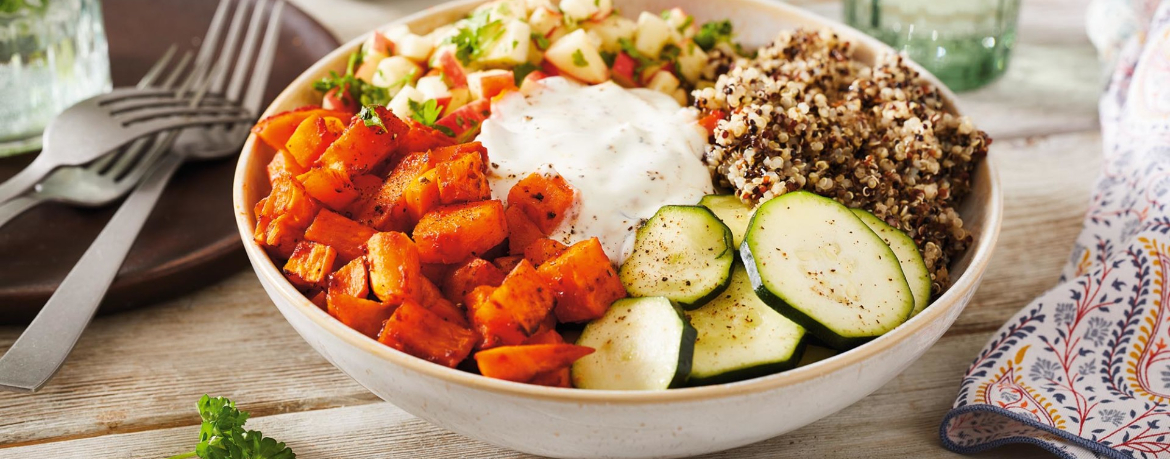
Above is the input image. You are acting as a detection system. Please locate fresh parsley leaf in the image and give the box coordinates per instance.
[359,105,388,131]
[512,62,540,85]
[599,50,616,68]
[0,0,47,14]
[434,125,456,137]
[166,395,295,459]
[678,15,694,33]
[694,19,734,51]
[530,32,550,51]
[571,49,588,67]
[660,9,671,19]
[359,85,391,106]
[660,44,681,62]
[311,50,364,102]
[618,38,655,74]
[444,9,506,65]
[408,99,444,127]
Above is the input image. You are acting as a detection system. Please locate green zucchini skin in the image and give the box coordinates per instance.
[620,205,735,310]
[850,208,933,316]
[686,336,806,386]
[571,297,696,390]
[698,194,753,248]
[671,304,698,388]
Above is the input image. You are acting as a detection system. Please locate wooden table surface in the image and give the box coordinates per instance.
[0,0,1101,457]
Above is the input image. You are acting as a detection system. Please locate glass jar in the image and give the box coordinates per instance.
[844,0,1021,92]
[0,0,111,156]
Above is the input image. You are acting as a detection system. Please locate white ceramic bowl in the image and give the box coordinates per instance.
[233,1,1003,457]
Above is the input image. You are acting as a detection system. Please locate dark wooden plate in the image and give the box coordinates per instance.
[0,0,340,323]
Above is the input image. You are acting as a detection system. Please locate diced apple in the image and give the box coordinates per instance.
[322,86,359,113]
[354,52,388,82]
[634,11,671,58]
[431,46,469,88]
[582,15,636,52]
[443,87,472,116]
[671,87,688,106]
[364,32,394,56]
[584,30,603,49]
[388,85,426,120]
[676,41,708,83]
[589,0,614,21]
[479,19,531,67]
[544,29,609,84]
[639,62,673,85]
[528,6,562,38]
[468,69,517,100]
[559,0,597,22]
[525,0,555,12]
[662,8,696,39]
[393,33,434,63]
[474,0,527,22]
[526,38,544,64]
[645,69,680,95]
[611,52,638,87]
[519,70,550,94]
[427,24,458,45]
[435,99,491,143]
[371,56,422,91]
[416,75,451,100]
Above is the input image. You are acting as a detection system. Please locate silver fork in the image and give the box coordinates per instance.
[0,0,284,393]
[0,0,241,229]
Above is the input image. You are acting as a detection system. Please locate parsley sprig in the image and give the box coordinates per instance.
[359,104,387,131]
[0,0,47,14]
[444,9,506,65]
[694,19,734,51]
[166,395,294,459]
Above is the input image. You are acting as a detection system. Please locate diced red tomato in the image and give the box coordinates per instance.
[434,99,491,144]
[612,52,639,88]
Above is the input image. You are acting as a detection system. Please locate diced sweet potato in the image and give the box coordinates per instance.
[255,177,321,258]
[538,237,627,323]
[329,293,396,338]
[492,255,524,274]
[304,209,378,263]
[252,106,352,150]
[523,238,567,266]
[525,328,565,345]
[351,174,384,199]
[430,141,489,167]
[474,344,594,383]
[379,300,477,368]
[350,151,433,231]
[413,200,508,264]
[411,276,469,327]
[436,152,491,205]
[285,114,346,168]
[267,149,306,184]
[366,232,422,305]
[316,106,409,175]
[297,166,360,211]
[421,263,452,286]
[309,290,328,310]
[508,172,577,234]
[505,206,543,255]
[283,241,338,290]
[442,257,506,304]
[396,119,457,156]
[329,256,370,299]
[528,368,571,388]
[404,169,441,222]
[470,260,556,349]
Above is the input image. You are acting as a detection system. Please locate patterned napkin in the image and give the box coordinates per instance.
[939,3,1170,458]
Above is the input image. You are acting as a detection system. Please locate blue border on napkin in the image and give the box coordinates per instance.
[940,405,1128,459]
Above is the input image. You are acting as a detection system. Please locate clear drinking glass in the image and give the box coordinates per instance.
[844,0,1020,91]
[0,0,111,156]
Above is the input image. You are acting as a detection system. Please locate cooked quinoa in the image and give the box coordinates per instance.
[693,28,991,294]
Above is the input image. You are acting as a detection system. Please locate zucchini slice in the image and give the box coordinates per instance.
[571,297,696,390]
[741,191,914,350]
[619,205,734,309]
[698,194,753,247]
[850,209,932,316]
[686,266,806,386]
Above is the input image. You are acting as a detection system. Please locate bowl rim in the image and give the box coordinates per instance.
[233,0,1004,404]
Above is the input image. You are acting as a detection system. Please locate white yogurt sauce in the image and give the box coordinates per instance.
[476,77,714,262]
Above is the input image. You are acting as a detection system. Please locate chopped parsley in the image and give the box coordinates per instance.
[164,395,294,459]
[678,15,694,33]
[571,49,588,67]
[359,105,387,131]
[311,51,363,102]
[444,9,507,65]
[408,99,443,127]
[512,62,540,85]
[599,50,616,68]
[618,38,656,73]
[694,19,734,51]
[531,32,550,51]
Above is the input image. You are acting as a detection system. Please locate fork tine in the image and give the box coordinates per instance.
[119,105,249,125]
[209,0,252,94]
[225,0,269,102]
[136,44,178,89]
[159,51,194,90]
[128,112,255,136]
[194,0,234,72]
[241,1,284,114]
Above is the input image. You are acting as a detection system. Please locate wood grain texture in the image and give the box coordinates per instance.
[0,0,1103,456]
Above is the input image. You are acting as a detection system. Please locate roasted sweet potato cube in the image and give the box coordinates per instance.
[523,238,567,267]
[378,300,477,368]
[404,169,441,222]
[413,200,508,264]
[396,119,457,155]
[470,260,555,349]
[297,166,360,211]
[366,232,422,305]
[466,286,526,349]
[304,209,377,263]
[252,106,352,150]
[505,206,543,255]
[507,172,577,234]
[430,141,488,166]
[351,173,384,199]
[316,106,408,175]
[350,151,433,231]
[309,290,328,310]
[492,255,523,274]
[411,276,469,327]
[267,149,306,184]
[436,152,490,204]
[442,257,506,304]
[329,293,395,338]
[538,237,627,323]
[255,177,320,258]
[525,328,565,345]
[329,256,370,299]
[283,241,338,290]
[474,344,594,383]
[529,368,571,388]
[285,114,346,168]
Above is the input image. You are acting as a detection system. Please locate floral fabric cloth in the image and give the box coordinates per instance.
[940,3,1170,458]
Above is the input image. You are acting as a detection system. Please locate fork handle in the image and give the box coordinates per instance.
[0,196,42,231]
[0,153,183,392]
[0,156,54,205]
